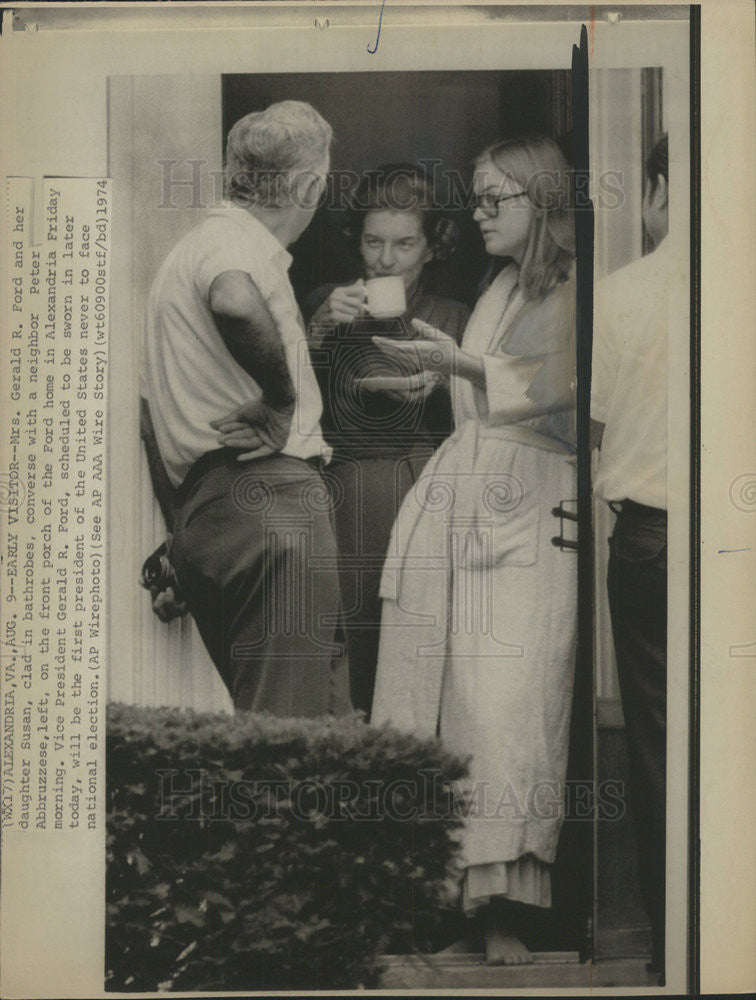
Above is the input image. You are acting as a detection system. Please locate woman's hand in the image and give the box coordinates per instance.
[310,280,367,327]
[357,370,447,403]
[372,318,458,377]
[374,319,487,389]
[210,399,294,461]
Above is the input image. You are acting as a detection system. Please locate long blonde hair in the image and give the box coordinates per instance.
[476,136,575,300]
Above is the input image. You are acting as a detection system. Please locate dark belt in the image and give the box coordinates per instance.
[178,448,324,502]
[608,498,667,520]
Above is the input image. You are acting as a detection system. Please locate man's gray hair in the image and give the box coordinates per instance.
[225,100,333,207]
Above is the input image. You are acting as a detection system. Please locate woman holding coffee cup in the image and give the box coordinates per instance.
[371,138,577,964]
[305,165,470,718]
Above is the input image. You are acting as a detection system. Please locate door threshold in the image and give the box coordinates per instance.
[379,953,662,989]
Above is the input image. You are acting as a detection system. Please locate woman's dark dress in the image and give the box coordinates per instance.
[307,282,470,716]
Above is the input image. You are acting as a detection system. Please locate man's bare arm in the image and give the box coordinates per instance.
[209,270,296,412]
[140,396,178,531]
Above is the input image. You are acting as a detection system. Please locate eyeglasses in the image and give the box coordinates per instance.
[471,191,528,218]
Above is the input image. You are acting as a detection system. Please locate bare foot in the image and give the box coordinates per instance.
[436,934,481,955]
[485,923,533,965]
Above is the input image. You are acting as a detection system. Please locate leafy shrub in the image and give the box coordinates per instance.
[106,703,468,992]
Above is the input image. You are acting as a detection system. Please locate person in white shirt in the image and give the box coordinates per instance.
[591,134,669,979]
[140,101,350,716]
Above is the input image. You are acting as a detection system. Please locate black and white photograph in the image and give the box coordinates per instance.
[0,3,754,999]
[106,13,687,994]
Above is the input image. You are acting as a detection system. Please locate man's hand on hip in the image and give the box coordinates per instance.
[210,399,294,460]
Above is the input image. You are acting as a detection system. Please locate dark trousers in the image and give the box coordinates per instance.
[328,450,431,718]
[607,500,667,972]
[172,450,351,717]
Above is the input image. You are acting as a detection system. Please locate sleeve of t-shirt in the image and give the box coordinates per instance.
[591,278,615,424]
[139,317,151,400]
[193,220,277,304]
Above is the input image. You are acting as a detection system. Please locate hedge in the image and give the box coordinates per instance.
[106,703,469,992]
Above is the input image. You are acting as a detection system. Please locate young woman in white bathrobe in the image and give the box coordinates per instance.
[371,136,578,965]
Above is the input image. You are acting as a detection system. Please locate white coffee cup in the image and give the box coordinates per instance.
[364,276,406,318]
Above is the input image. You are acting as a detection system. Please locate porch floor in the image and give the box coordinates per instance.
[379,951,661,990]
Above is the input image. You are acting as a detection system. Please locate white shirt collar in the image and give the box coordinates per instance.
[210,200,293,272]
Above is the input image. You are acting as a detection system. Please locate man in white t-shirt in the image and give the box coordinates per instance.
[140,101,350,716]
[591,134,670,980]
